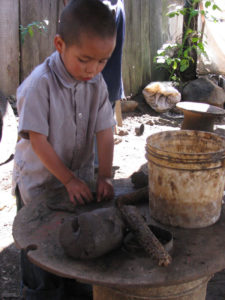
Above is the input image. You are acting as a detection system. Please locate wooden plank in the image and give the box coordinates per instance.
[58,0,65,18]
[123,0,143,97]
[122,0,184,96]
[140,0,151,87]
[150,0,184,81]
[20,0,60,81]
[149,0,164,81]
[123,0,155,96]
[131,0,142,95]
[0,0,19,96]
[115,100,123,127]
[122,0,131,95]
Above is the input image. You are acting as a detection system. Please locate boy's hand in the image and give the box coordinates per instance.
[65,176,93,205]
[28,131,93,206]
[97,176,114,202]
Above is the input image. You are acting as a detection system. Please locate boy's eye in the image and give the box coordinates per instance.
[99,59,108,64]
[78,58,89,63]
[78,58,108,64]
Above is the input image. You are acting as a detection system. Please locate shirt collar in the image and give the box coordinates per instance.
[49,51,98,89]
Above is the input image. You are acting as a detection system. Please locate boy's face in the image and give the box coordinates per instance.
[54,33,116,81]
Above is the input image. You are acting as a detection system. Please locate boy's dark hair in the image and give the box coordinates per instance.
[58,0,116,46]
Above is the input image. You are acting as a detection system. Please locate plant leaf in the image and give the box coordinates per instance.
[171,75,178,81]
[212,4,221,11]
[183,49,190,58]
[205,1,211,8]
[186,28,193,35]
[166,58,172,65]
[180,61,189,72]
[179,9,187,16]
[28,27,34,37]
[200,10,205,16]
[192,37,199,43]
[180,59,187,66]
[190,9,199,17]
[197,42,205,51]
[167,12,178,18]
[172,60,178,70]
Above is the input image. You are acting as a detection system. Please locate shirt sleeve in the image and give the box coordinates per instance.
[95,76,116,133]
[17,75,50,139]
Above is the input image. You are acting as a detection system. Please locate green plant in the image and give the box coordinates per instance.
[154,0,221,83]
[19,20,49,44]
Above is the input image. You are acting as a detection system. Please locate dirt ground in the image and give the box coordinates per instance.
[1,98,225,299]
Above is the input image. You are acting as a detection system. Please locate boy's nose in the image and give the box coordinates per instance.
[85,62,98,75]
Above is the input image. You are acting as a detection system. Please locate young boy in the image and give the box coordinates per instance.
[63,0,126,169]
[13,0,116,298]
[13,0,116,206]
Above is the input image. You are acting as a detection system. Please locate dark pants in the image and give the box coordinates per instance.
[15,187,92,300]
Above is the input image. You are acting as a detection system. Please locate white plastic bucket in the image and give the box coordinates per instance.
[146,130,225,228]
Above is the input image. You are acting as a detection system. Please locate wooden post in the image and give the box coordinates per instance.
[20,0,61,81]
[0,0,19,95]
[115,100,123,127]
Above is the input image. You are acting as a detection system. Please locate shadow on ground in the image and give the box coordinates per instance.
[0,243,21,299]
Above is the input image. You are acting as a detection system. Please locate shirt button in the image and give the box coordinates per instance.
[78,113,82,119]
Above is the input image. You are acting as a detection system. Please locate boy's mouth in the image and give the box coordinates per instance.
[82,77,92,81]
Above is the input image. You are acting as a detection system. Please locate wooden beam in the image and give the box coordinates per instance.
[0,0,19,95]
[20,0,59,81]
[115,100,123,127]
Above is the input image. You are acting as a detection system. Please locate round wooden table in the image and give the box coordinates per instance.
[13,185,225,300]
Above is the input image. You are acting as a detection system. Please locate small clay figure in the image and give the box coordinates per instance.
[59,207,125,259]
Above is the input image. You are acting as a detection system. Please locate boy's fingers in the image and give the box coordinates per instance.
[74,194,86,205]
[97,193,102,203]
[81,187,93,203]
[69,194,77,205]
[74,186,93,204]
[97,186,113,202]
[97,186,103,202]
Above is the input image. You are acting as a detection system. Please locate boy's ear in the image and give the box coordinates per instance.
[54,35,65,54]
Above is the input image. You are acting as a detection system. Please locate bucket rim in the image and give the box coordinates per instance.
[146,130,225,158]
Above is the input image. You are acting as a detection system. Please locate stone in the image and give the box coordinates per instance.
[182,77,225,108]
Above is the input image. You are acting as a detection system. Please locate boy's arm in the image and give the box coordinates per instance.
[96,127,114,202]
[29,131,93,205]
